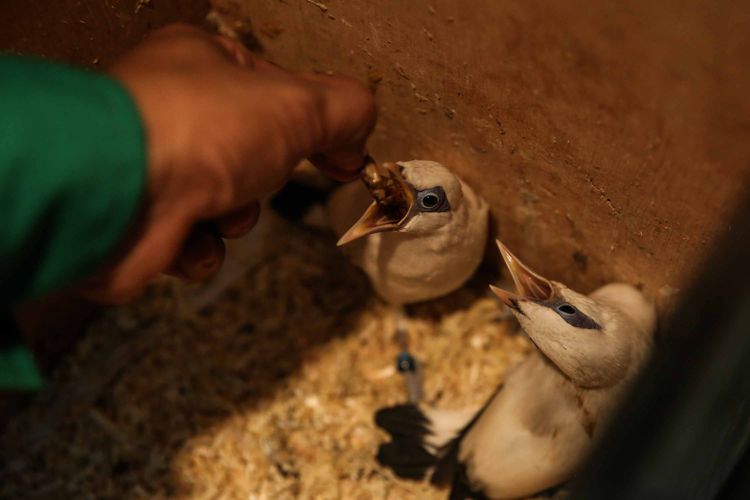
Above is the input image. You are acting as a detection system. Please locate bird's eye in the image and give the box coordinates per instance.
[416,187,450,212]
[557,304,577,315]
[421,193,440,208]
[552,302,600,330]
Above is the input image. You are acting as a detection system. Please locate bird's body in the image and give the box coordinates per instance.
[376,243,657,499]
[328,159,489,403]
[328,160,489,305]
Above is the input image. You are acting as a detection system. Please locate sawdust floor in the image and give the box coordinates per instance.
[0,219,531,499]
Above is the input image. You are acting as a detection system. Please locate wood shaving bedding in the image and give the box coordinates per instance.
[1,219,529,499]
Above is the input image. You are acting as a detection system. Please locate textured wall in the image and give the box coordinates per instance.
[214,0,750,304]
[2,0,749,303]
[0,0,209,67]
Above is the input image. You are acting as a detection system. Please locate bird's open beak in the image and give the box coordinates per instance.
[489,240,553,309]
[337,159,415,246]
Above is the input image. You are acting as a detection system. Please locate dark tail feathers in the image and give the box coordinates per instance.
[375,394,502,500]
[375,404,438,480]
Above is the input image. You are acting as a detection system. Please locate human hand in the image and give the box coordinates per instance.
[79,24,376,303]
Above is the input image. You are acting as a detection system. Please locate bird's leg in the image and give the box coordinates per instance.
[393,306,423,404]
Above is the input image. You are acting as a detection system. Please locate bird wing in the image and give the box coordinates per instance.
[457,353,591,499]
[375,403,442,480]
[374,389,499,497]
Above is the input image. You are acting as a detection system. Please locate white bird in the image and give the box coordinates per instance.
[328,158,489,402]
[192,159,487,313]
[327,158,489,305]
[375,240,657,499]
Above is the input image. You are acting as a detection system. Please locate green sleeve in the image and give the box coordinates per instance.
[0,56,146,302]
[0,56,147,390]
[0,313,44,390]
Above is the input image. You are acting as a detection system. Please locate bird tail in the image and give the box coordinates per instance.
[374,403,476,481]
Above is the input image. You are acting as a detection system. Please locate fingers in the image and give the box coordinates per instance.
[79,221,228,304]
[298,73,377,179]
[261,71,376,181]
[308,153,363,182]
[211,36,370,183]
[171,226,226,281]
[213,201,261,238]
[212,34,257,68]
[212,34,288,75]
[77,211,194,304]
[172,203,259,282]
[94,24,377,304]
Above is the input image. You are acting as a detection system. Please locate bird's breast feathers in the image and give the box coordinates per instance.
[458,352,595,498]
[362,228,484,303]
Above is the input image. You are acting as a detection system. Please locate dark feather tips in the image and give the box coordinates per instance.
[374,404,437,480]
